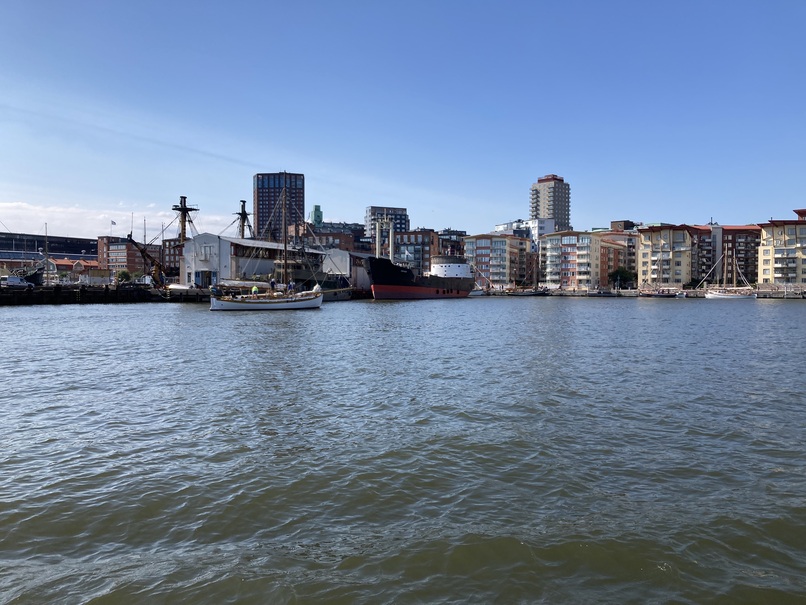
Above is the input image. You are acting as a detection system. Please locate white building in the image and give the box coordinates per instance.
[181,233,324,287]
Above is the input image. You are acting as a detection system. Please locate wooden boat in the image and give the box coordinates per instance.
[704,289,756,300]
[698,252,756,300]
[639,287,685,298]
[210,185,323,311]
[210,284,323,310]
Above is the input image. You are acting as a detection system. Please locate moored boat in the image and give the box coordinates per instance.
[364,255,476,300]
[209,284,323,310]
[639,287,685,298]
[210,182,324,311]
[704,288,757,300]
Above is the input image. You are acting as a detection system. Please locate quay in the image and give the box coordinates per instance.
[0,284,210,306]
[2,285,803,306]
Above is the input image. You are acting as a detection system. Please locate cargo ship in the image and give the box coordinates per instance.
[364,255,476,300]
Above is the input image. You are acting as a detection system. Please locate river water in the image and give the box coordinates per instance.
[2,296,805,604]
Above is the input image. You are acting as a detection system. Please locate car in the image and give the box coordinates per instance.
[0,275,34,288]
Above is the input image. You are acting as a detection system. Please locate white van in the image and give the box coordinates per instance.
[0,275,33,288]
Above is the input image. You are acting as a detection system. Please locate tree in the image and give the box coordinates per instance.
[608,267,636,289]
[117,270,131,283]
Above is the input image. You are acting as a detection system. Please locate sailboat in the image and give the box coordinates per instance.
[699,252,757,300]
[209,188,324,311]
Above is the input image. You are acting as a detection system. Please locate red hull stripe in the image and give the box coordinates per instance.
[371,285,471,300]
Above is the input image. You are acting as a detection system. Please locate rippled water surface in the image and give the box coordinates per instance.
[2,297,806,603]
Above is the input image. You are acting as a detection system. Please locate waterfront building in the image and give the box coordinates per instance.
[539,230,624,290]
[463,233,529,289]
[181,233,324,287]
[253,172,305,242]
[530,174,571,232]
[756,209,806,286]
[364,206,410,241]
[710,224,761,286]
[495,218,556,258]
[591,221,640,277]
[636,223,760,288]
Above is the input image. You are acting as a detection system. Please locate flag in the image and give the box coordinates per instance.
[110,220,116,225]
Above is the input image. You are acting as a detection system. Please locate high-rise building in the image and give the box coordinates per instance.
[530,174,571,232]
[253,172,305,242]
[364,206,410,241]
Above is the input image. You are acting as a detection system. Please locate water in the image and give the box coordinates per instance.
[2,297,805,604]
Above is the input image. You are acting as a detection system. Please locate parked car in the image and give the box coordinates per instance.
[0,275,34,288]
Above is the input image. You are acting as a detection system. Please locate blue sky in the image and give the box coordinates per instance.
[1,0,804,242]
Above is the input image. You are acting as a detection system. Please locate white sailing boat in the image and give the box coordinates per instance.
[699,252,757,300]
[209,187,324,311]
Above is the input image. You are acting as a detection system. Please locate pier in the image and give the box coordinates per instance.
[0,284,210,306]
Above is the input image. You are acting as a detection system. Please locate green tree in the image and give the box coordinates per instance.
[608,267,636,289]
[117,270,131,283]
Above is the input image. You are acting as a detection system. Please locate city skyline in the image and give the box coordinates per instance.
[2,1,804,241]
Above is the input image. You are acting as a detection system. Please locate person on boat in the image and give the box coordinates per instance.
[251,285,259,298]
[288,280,295,293]
[270,278,276,291]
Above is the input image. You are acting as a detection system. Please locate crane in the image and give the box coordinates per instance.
[127,233,167,287]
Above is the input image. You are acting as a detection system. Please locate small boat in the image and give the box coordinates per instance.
[210,284,323,310]
[587,288,617,297]
[704,289,757,300]
[210,184,323,311]
[639,287,684,298]
[506,287,550,296]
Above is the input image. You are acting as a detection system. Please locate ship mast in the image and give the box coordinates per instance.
[374,215,394,261]
[172,195,199,244]
[282,187,288,286]
[235,200,253,239]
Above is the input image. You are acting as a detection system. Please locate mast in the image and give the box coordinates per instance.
[389,218,395,262]
[44,223,49,285]
[172,195,198,244]
[282,187,288,286]
[236,200,251,239]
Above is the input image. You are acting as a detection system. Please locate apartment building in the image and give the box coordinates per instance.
[391,228,440,276]
[636,223,760,288]
[757,209,806,285]
[539,231,625,289]
[97,236,161,279]
[364,206,410,241]
[463,233,530,289]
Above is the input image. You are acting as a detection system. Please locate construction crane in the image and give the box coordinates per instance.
[127,233,167,287]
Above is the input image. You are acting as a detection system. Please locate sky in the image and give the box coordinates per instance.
[1,0,804,243]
